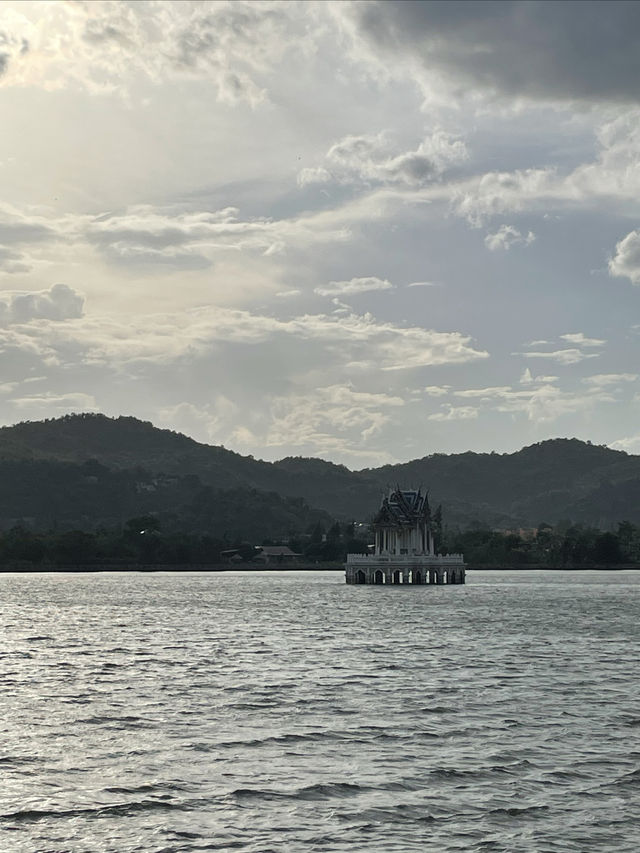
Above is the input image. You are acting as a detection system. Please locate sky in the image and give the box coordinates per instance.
[1,0,640,467]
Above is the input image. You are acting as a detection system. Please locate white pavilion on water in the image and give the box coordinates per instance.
[345,487,465,585]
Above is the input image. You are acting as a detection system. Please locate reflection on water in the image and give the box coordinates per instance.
[1,570,639,852]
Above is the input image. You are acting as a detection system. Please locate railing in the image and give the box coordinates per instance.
[346,553,464,565]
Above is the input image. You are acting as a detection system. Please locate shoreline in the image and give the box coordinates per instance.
[0,563,639,573]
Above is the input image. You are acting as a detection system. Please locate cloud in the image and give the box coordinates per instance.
[0,25,29,78]
[448,112,640,226]
[265,384,405,460]
[297,167,332,188]
[453,382,618,423]
[0,285,84,326]
[523,349,600,366]
[299,130,467,189]
[347,1,640,104]
[10,391,97,414]
[582,373,638,388]
[518,333,605,365]
[560,333,606,347]
[609,229,640,284]
[314,276,393,297]
[0,245,31,274]
[0,303,487,378]
[428,405,478,422]
[520,368,558,385]
[84,204,351,268]
[484,225,536,251]
[1,1,298,104]
[424,385,450,396]
[610,434,640,454]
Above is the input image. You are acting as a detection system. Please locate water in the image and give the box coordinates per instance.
[1,570,639,853]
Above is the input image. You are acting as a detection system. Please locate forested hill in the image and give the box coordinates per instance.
[1,413,640,530]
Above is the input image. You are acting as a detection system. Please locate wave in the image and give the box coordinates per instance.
[1,799,182,824]
[229,781,371,802]
[487,804,550,818]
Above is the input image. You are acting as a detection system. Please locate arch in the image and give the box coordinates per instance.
[392,569,402,584]
[374,569,385,585]
[355,569,366,585]
[413,570,423,585]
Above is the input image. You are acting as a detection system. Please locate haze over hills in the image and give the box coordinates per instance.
[1,414,640,532]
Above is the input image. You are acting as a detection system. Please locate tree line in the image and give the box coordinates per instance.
[440,520,640,567]
[1,516,639,569]
[0,518,370,569]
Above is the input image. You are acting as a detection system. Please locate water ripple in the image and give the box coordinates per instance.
[1,569,639,852]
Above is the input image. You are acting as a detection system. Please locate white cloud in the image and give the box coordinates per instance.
[407,281,440,288]
[424,385,451,396]
[10,391,97,414]
[484,224,536,251]
[428,405,478,421]
[609,229,640,284]
[560,332,606,347]
[297,167,332,188]
[520,368,559,385]
[299,129,468,189]
[452,382,617,423]
[0,0,299,105]
[610,435,640,454]
[0,284,84,325]
[523,349,599,365]
[275,289,301,298]
[314,276,393,297]
[0,303,488,376]
[582,373,638,387]
[265,384,404,460]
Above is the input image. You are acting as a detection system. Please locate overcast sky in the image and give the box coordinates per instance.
[1,0,640,466]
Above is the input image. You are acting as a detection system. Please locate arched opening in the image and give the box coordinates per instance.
[374,569,385,585]
[413,570,423,585]
[355,569,366,585]
[392,569,402,584]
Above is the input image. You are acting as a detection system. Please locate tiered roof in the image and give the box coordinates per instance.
[373,487,430,528]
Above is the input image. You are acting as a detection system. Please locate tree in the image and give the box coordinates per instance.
[593,532,622,565]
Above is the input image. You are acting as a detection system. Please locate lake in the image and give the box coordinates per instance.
[1,570,639,852]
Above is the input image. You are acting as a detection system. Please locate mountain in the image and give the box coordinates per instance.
[1,414,640,530]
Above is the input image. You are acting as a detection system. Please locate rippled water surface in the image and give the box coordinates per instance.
[2,570,640,852]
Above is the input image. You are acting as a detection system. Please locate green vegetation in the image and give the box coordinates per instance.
[2,414,640,528]
[0,518,370,569]
[1,414,640,570]
[443,521,640,567]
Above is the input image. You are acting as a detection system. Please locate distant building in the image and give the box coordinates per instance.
[345,487,465,585]
[253,545,301,565]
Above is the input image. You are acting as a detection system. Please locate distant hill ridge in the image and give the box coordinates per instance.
[1,413,640,529]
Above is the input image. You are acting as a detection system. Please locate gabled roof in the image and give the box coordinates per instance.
[257,545,301,557]
[373,487,430,528]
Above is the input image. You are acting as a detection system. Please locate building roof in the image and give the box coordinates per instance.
[257,545,301,557]
[373,488,430,528]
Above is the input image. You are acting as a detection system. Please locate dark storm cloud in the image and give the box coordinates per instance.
[353,1,640,102]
